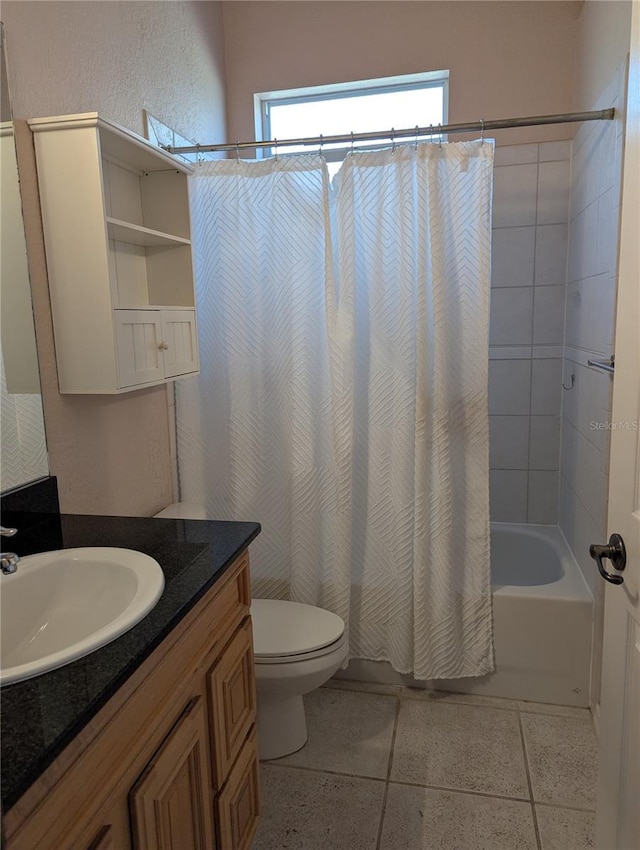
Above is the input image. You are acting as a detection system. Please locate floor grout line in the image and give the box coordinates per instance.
[382,778,533,804]
[517,707,543,850]
[262,758,536,805]
[325,681,592,720]
[533,800,597,814]
[374,694,401,850]
[262,760,387,783]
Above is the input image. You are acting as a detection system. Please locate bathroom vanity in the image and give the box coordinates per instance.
[0,509,261,850]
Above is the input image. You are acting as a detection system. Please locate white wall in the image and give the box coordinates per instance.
[222,1,580,148]
[1,1,228,515]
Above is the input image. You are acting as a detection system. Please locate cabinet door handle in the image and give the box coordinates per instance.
[158,341,169,351]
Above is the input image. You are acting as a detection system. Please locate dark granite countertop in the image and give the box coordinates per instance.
[0,512,260,812]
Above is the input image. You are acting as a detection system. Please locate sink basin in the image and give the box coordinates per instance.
[0,547,164,685]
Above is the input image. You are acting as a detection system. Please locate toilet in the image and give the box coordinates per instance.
[154,503,348,760]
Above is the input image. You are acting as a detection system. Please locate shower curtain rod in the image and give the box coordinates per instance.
[164,108,615,156]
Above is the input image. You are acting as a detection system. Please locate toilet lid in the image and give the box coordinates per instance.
[251,599,345,658]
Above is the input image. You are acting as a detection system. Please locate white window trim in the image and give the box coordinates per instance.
[254,70,449,160]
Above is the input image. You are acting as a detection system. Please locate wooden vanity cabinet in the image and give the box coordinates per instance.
[4,553,260,850]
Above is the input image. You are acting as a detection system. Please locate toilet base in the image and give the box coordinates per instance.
[257,694,308,760]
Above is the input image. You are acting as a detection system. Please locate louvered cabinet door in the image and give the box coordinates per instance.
[114,309,164,388]
[160,310,199,378]
[207,620,256,788]
[129,696,216,850]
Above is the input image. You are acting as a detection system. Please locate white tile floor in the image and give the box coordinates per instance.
[252,679,597,850]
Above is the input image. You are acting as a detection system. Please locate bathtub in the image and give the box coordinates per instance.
[337,523,594,707]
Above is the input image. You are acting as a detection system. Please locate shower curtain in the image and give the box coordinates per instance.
[177,140,495,679]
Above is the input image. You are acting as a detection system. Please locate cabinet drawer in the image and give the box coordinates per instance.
[208,620,256,788]
[216,728,260,850]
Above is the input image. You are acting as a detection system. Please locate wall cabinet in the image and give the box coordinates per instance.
[4,554,260,850]
[28,112,199,393]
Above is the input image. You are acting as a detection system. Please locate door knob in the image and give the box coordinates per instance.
[589,533,626,585]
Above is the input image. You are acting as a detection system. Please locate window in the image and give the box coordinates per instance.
[254,71,449,177]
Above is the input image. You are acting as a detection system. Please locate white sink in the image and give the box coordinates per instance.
[0,547,164,685]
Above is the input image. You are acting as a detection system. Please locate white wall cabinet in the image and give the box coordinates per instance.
[28,112,199,393]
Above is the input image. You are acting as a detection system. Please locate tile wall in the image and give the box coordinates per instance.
[489,141,571,524]
[558,64,626,708]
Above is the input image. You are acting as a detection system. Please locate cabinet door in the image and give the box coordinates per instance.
[114,309,164,388]
[216,729,260,850]
[160,310,199,379]
[129,696,216,850]
[208,620,256,787]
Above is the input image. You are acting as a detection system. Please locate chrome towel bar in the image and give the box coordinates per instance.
[587,356,615,374]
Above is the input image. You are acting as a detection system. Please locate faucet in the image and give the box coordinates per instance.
[1,525,20,575]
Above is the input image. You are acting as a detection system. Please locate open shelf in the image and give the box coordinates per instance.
[106,218,191,248]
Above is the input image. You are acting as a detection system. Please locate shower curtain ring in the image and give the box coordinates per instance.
[480,119,485,144]
[274,138,278,160]
[319,133,323,157]
[235,141,240,162]
[351,131,355,155]
[414,125,419,149]
[391,127,396,153]
[438,124,443,148]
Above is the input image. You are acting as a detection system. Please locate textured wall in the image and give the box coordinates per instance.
[2,2,227,515]
[222,1,580,148]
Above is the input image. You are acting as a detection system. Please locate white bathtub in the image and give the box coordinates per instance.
[337,523,594,707]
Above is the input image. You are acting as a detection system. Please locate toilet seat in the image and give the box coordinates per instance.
[254,631,348,665]
[251,598,345,663]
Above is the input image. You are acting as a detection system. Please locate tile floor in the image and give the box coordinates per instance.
[252,679,598,850]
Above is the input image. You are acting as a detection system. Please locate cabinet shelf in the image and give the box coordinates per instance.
[106,217,191,248]
[116,303,194,311]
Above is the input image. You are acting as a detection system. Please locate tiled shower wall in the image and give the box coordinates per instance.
[559,64,625,595]
[559,65,626,708]
[489,141,571,524]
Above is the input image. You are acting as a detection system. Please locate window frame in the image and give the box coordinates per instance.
[253,70,449,161]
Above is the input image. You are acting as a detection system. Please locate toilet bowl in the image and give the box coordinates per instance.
[251,598,348,759]
[154,503,348,760]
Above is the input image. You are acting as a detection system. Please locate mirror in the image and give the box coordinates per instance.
[0,22,49,491]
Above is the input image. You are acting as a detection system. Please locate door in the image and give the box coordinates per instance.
[207,620,256,788]
[216,728,260,850]
[595,4,640,848]
[129,696,216,850]
[114,308,164,388]
[161,309,199,379]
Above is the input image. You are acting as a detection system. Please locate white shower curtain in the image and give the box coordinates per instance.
[177,140,494,679]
